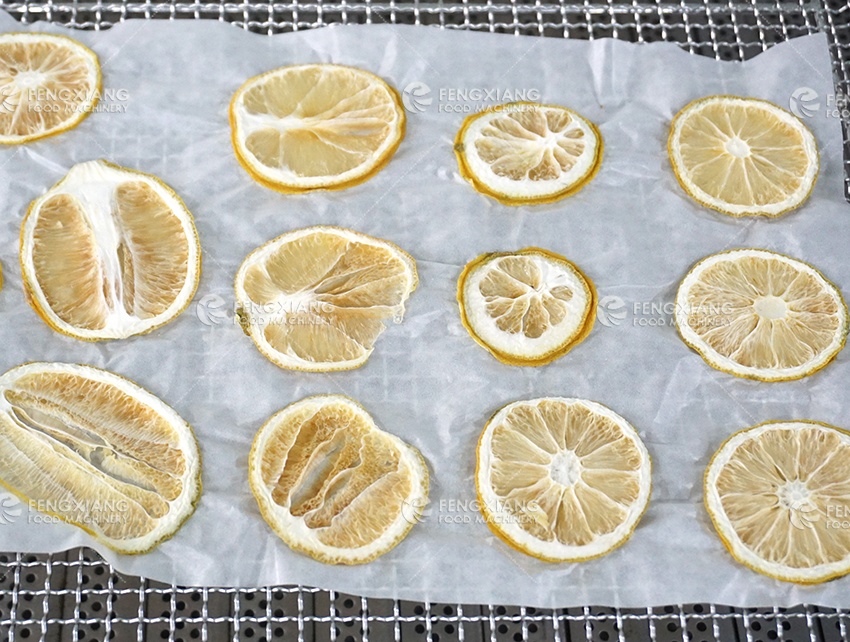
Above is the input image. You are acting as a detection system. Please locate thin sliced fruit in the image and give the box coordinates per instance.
[0,33,101,145]
[249,394,429,565]
[476,397,651,562]
[234,226,417,372]
[674,248,848,382]
[230,63,405,193]
[705,420,850,584]
[0,362,201,554]
[668,95,819,217]
[457,248,596,366]
[20,160,202,341]
[454,102,603,205]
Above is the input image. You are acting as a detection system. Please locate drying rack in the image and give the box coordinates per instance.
[1,1,849,641]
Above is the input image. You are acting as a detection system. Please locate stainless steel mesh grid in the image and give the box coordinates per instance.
[1,1,849,641]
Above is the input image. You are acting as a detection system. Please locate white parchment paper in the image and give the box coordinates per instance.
[0,14,848,608]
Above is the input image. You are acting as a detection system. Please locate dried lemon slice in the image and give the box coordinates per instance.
[249,394,429,565]
[0,33,101,145]
[20,160,202,341]
[705,420,850,584]
[476,397,651,562]
[230,63,405,193]
[0,362,202,554]
[457,248,596,366]
[454,102,603,205]
[674,249,848,382]
[668,95,819,217]
[235,226,417,372]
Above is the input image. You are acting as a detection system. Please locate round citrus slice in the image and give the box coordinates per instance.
[668,95,819,217]
[229,63,405,193]
[234,226,417,372]
[0,362,202,554]
[457,248,596,366]
[476,397,652,563]
[674,249,848,382]
[249,394,429,565]
[20,160,202,341]
[454,102,603,205]
[0,33,101,145]
[705,420,850,584]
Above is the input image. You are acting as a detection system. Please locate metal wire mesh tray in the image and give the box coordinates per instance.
[1,1,850,641]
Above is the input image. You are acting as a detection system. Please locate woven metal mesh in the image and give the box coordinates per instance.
[0,1,849,640]
[2,548,850,641]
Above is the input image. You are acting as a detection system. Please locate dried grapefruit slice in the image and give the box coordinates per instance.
[0,362,201,554]
[230,64,405,193]
[454,102,603,205]
[249,394,429,565]
[476,397,651,562]
[705,420,850,584]
[668,95,818,217]
[457,248,596,366]
[674,249,847,382]
[234,226,417,372]
[0,33,101,144]
[20,160,202,341]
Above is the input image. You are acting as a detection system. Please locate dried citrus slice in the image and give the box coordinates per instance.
[668,95,819,217]
[0,362,202,554]
[230,63,405,193]
[674,249,848,382]
[457,248,596,366]
[705,420,850,584]
[476,397,651,562]
[249,394,429,565]
[0,33,101,145]
[20,160,202,341]
[234,226,417,372]
[454,102,603,205]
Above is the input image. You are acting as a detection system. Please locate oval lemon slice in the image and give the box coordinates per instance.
[476,397,651,562]
[705,420,850,584]
[249,394,429,565]
[674,248,848,382]
[234,226,417,372]
[457,248,596,366]
[0,362,202,554]
[0,33,101,145]
[230,63,405,193]
[668,95,819,217]
[20,160,202,341]
[454,102,603,205]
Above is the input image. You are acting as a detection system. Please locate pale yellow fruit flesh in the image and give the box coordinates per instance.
[241,231,412,366]
[480,256,574,339]
[684,255,841,370]
[677,102,810,207]
[256,402,413,549]
[31,182,190,331]
[715,426,850,570]
[0,38,96,139]
[242,67,398,178]
[476,109,587,181]
[0,370,189,542]
[487,400,643,547]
